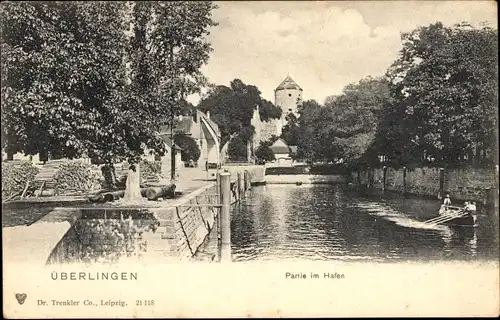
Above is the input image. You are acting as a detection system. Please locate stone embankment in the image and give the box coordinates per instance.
[352,166,498,207]
[12,166,264,265]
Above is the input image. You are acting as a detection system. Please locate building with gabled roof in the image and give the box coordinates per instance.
[160,109,221,168]
[269,138,293,166]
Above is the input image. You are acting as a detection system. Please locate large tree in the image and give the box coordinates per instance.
[385,22,498,167]
[294,100,324,163]
[1,2,217,199]
[323,76,392,168]
[1,2,129,161]
[197,78,282,158]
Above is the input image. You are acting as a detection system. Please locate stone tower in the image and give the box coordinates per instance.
[274,75,303,136]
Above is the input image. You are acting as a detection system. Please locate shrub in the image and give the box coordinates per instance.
[174,134,201,162]
[53,161,102,195]
[255,142,276,162]
[1,161,39,200]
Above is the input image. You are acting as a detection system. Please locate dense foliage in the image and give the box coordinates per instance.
[279,22,498,170]
[254,141,276,163]
[1,1,217,165]
[173,133,201,162]
[198,78,282,158]
[382,22,498,168]
[1,162,39,200]
[227,134,249,162]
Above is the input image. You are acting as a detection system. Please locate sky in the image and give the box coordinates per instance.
[188,1,497,105]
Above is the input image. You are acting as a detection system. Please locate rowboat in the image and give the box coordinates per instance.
[423,205,476,226]
[438,205,476,226]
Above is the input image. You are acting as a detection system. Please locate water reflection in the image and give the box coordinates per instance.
[231,184,499,262]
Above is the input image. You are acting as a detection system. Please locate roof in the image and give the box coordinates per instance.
[199,111,221,138]
[158,111,220,142]
[270,138,290,154]
[159,134,183,150]
[289,146,298,154]
[275,75,303,92]
[174,117,193,134]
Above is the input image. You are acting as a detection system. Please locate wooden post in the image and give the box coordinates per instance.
[402,166,407,196]
[244,170,249,191]
[367,167,373,189]
[219,172,231,262]
[438,167,445,200]
[216,172,222,259]
[247,170,252,190]
[382,166,387,191]
[237,172,243,200]
[216,172,221,192]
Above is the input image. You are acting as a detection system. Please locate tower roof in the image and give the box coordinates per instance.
[275,75,303,91]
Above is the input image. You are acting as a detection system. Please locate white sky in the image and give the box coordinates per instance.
[188,1,497,105]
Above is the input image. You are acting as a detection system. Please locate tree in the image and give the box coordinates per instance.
[1,2,129,160]
[1,2,218,200]
[198,79,282,149]
[281,113,300,146]
[323,76,392,168]
[294,99,325,163]
[385,22,498,167]
[174,134,201,162]
[227,134,248,162]
[255,141,275,163]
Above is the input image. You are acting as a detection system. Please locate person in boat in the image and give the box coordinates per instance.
[462,201,473,214]
[470,202,477,212]
[440,194,452,214]
[443,194,452,206]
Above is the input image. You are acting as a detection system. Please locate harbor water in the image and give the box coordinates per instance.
[231,184,499,262]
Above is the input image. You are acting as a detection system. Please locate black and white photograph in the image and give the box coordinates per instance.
[2,1,498,318]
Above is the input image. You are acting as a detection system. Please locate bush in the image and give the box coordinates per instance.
[1,162,39,199]
[174,134,201,162]
[53,161,102,195]
[255,142,275,162]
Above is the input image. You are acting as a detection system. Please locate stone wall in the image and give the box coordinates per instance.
[46,167,260,264]
[352,166,498,204]
[265,174,349,184]
[47,184,220,264]
[444,167,498,204]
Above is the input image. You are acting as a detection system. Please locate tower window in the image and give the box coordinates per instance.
[288,94,292,97]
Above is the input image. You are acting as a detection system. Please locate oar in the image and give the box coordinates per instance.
[426,211,468,226]
[427,212,464,223]
[424,210,466,224]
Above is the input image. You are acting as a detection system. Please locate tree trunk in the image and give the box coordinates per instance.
[123,164,142,201]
